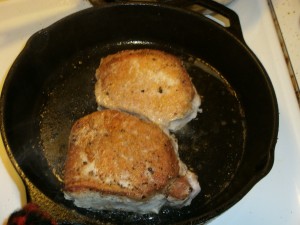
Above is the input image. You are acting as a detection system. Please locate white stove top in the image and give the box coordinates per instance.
[1,0,300,224]
[269,0,300,103]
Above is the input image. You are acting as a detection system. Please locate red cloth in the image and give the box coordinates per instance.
[7,203,57,225]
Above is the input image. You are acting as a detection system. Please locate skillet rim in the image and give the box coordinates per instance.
[0,2,279,224]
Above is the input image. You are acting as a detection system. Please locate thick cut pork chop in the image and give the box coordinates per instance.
[64,110,200,213]
[95,49,201,131]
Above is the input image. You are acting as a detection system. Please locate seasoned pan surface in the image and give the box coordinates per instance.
[39,42,246,223]
[0,3,278,225]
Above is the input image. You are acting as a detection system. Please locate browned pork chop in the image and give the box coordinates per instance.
[95,49,201,131]
[64,110,200,213]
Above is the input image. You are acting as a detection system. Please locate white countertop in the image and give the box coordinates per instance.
[1,0,300,224]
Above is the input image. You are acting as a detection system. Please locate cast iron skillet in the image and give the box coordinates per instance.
[0,0,278,224]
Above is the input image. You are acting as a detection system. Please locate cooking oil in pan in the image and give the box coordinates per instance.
[178,55,246,205]
[38,47,246,215]
[39,54,98,183]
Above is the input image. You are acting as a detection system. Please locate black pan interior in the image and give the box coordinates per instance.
[38,41,246,223]
[0,3,278,225]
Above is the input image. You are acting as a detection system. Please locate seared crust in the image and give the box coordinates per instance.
[167,176,192,200]
[95,49,196,128]
[64,110,180,200]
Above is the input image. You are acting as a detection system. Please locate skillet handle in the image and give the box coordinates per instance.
[90,0,244,42]
[167,0,244,42]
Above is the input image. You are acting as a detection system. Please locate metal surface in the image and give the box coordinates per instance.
[267,0,300,106]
